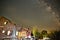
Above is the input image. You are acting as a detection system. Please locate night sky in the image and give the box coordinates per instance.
[0,0,60,31]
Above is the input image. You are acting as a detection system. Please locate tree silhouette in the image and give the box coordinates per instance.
[49,31,60,40]
[41,30,48,37]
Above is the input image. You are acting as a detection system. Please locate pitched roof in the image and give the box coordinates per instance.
[0,16,12,26]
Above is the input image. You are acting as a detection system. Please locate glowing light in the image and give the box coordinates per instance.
[16,31,18,36]
[43,37,50,40]
[4,21,7,25]
[2,30,5,33]
[28,35,31,38]
[18,31,27,38]
[7,30,10,35]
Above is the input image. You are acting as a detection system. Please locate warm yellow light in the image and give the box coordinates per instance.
[43,37,50,40]
[18,31,27,38]
[4,21,7,25]
[7,30,10,35]
[2,30,5,33]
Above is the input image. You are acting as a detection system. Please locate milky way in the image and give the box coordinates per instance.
[0,0,60,31]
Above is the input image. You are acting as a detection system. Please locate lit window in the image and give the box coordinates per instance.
[7,30,10,35]
[2,30,5,33]
[4,21,7,25]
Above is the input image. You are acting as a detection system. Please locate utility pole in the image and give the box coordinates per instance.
[11,25,17,40]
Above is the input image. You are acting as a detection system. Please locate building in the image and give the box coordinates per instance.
[18,28,31,38]
[0,16,15,37]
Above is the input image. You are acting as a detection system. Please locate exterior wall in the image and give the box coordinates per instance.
[18,31,27,38]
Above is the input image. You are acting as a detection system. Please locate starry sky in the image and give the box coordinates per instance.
[0,0,60,31]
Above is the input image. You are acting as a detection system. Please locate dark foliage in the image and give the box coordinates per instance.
[49,31,60,40]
